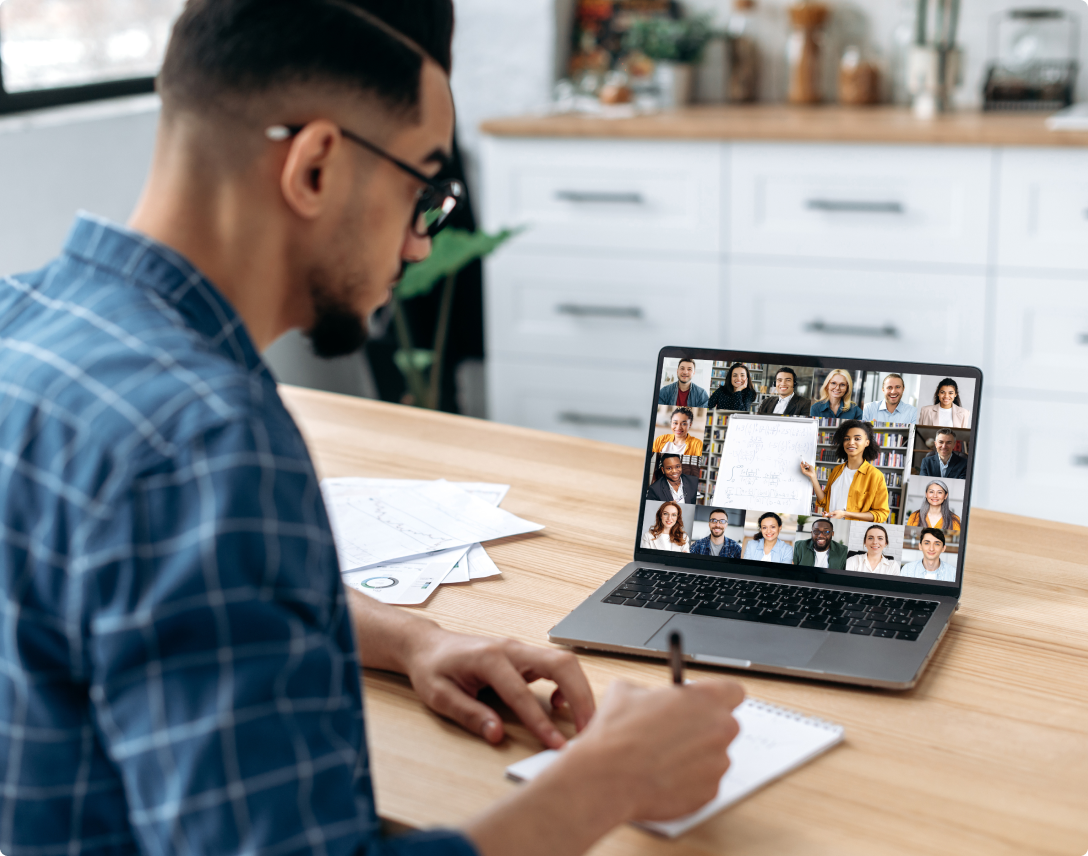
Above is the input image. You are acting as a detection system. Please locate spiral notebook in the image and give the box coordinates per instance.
[505,698,845,838]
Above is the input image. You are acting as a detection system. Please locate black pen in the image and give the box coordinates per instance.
[669,631,684,685]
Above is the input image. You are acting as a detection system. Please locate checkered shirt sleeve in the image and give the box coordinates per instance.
[0,214,478,856]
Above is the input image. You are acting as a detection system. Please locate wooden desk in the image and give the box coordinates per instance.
[281,385,1088,856]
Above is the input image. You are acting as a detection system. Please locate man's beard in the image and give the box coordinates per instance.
[305,270,370,359]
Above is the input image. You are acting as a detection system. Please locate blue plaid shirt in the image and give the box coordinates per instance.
[0,215,477,856]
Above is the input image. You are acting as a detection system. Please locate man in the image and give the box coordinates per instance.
[690,509,742,558]
[658,357,709,407]
[756,367,811,416]
[651,406,705,457]
[0,3,744,855]
[862,373,919,425]
[793,518,848,569]
[920,428,969,479]
[646,453,700,503]
[900,528,957,582]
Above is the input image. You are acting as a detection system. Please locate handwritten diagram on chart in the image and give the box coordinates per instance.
[711,415,818,514]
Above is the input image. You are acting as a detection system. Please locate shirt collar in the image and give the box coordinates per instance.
[61,213,267,376]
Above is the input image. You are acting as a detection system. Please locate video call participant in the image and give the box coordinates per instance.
[756,367,811,416]
[658,358,709,407]
[792,518,848,569]
[651,407,704,457]
[646,453,700,504]
[918,378,971,428]
[809,370,863,420]
[801,419,890,523]
[901,528,957,582]
[845,525,901,576]
[690,508,742,558]
[862,373,919,425]
[707,363,758,411]
[642,501,691,552]
[919,428,968,479]
[905,479,962,531]
[741,512,794,564]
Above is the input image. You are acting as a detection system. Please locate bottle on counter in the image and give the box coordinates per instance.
[839,45,880,105]
[787,1,829,104]
[726,0,760,103]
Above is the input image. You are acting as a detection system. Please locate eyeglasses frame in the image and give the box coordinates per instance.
[265,123,464,238]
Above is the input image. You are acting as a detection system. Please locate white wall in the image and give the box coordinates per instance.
[0,95,159,274]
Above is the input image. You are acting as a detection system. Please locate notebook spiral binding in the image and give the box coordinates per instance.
[745,698,844,733]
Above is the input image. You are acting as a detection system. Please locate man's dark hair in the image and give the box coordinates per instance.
[678,357,696,370]
[775,367,797,384]
[920,527,946,546]
[832,419,878,463]
[707,508,729,520]
[936,428,957,440]
[352,0,454,72]
[811,517,833,531]
[672,407,694,424]
[658,453,682,471]
[159,0,429,117]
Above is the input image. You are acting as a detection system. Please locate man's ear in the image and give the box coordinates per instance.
[280,120,345,220]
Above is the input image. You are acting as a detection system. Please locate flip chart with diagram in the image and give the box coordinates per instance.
[711,415,818,514]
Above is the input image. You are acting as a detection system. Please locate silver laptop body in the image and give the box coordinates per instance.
[550,348,981,690]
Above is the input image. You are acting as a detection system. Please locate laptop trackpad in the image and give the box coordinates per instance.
[646,615,825,670]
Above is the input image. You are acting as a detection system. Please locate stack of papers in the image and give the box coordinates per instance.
[321,478,542,605]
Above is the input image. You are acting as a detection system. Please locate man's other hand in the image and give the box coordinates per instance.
[404,626,595,750]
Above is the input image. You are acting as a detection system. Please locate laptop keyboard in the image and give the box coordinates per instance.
[603,568,938,641]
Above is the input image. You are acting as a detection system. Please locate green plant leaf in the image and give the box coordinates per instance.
[395,227,523,301]
[623,15,715,64]
[393,348,436,374]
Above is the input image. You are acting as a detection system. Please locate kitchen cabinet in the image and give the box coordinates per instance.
[481,125,1088,525]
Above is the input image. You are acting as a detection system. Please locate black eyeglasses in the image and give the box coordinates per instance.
[265,123,465,238]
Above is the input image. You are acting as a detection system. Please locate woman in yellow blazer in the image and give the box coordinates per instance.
[800,419,890,523]
[651,406,704,457]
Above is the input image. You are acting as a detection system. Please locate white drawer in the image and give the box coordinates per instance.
[487,360,654,448]
[726,263,986,366]
[979,399,1088,526]
[479,137,723,255]
[997,148,1088,271]
[729,143,992,266]
[992,275,1088,393]
[484,252,721,361]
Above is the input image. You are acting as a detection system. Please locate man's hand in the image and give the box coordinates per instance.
[465,678,745,856]
[344,587,593,749]
[403,624,595,750]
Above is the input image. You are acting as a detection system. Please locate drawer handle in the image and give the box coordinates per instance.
[556,304,644,320]
[1078,333,1088,345]
[805,320,900,338]
[555,190,644,205]
[559,412,643,429]
[1074,455,1088,467]
[806,199,905,214]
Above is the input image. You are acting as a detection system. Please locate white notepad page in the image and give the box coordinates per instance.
[505,698,844,838]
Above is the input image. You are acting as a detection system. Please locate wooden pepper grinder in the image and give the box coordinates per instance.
[787,1,829,104]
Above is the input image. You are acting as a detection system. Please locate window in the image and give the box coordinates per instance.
[0,0,184,113]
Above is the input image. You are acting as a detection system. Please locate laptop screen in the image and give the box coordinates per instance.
[638,349,983,590]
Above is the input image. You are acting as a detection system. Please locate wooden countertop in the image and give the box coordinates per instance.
[281,385,1088,856]
[480,104,1088,147]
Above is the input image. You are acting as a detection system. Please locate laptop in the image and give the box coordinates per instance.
[550,347,983,690]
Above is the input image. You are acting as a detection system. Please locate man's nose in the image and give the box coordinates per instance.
[402,229,433,264]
